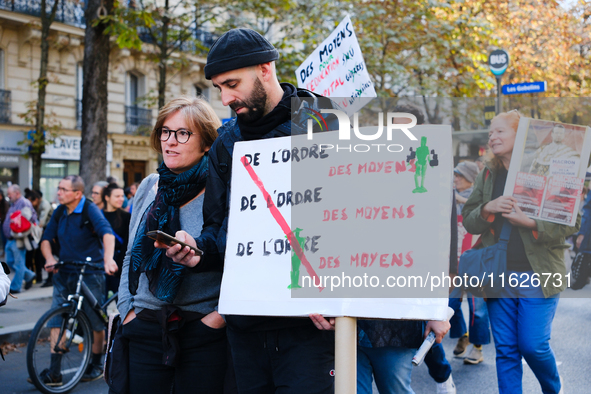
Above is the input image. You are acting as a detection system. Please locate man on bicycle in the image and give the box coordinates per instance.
[37,175,117,385]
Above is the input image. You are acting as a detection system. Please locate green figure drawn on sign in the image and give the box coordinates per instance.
[287,228,306,289]
[406,136,439,193]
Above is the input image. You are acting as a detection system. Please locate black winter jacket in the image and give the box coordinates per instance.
[196,84,340,331]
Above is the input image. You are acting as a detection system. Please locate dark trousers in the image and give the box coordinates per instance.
[123,316,227,394]
[424,342,452,383]
[227,324,334,394]
[26,248,45,279]
[105,275,120,297]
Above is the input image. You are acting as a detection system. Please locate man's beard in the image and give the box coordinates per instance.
[231,77,268,124]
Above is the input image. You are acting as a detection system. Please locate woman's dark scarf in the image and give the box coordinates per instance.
[128,157,208,303]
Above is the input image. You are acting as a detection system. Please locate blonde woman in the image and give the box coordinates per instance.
[463,111,578,394]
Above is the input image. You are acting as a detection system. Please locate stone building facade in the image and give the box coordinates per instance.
[0,2,228,202]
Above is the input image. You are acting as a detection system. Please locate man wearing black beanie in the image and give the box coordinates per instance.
[196,28,338,393]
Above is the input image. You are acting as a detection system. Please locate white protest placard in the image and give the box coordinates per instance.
[218,126,452,321]
[295,16,376,114]
[504,117,591,226]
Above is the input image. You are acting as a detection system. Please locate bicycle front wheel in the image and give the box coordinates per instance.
[26,305,93,394]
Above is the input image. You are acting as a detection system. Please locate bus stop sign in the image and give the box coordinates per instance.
[489,49,509,77]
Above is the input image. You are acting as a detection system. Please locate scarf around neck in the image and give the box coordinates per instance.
[238,83,297,140]
[128,157,208,303]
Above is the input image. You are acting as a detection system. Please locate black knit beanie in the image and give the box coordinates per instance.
[204,28,279,80]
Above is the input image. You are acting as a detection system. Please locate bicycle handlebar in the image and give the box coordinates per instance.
[51,260,104,269]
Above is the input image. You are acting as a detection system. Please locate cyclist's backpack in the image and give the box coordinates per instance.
[51,199,98,257]
[53,199,96,234]
[55,199,97,240]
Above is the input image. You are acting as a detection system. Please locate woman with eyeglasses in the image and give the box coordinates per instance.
[462,111,579,394]
[116,96,225,393]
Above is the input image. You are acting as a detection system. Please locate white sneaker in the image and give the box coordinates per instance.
[436,373,456,394]
[66,330,83,344]
[464,345,484,364]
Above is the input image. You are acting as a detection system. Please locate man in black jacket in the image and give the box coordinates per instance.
[198,28,335,393]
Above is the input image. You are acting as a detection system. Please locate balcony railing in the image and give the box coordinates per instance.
[0,0,86,28]
[0,0,217,49]
[0,89,11,124]
[125,105,152,135]
[137,27,218,51]
[76,99,82,129]
[194,28,218,48]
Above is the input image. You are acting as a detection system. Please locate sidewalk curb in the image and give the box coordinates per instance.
[0,297,52,344]
[0,325,35,344]
[0,285,54,345]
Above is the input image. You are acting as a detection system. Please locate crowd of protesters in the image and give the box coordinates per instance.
[0,177,137,291]
[3,28,586,394]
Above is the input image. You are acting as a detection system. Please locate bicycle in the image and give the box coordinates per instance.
[26,259,118,394]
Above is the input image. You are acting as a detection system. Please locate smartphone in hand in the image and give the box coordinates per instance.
[146,230,203,256]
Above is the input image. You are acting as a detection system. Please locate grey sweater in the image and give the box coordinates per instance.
[117,173,222,318]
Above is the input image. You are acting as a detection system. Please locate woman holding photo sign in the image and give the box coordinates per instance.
[116,96,226,393]
[462,111,579,394]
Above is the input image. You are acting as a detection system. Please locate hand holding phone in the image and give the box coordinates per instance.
[146,230,203,256]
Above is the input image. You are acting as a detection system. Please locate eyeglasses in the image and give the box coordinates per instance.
[57,187,77,193]
[158,127,194,144]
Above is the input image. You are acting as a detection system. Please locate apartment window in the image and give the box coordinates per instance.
[0,49,4,90]
[125,72,151,135]
[0,49,11,124]
[127,73,139,106]
[195,85,210,102]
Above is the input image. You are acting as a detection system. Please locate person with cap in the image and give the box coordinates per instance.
[190,28,340,393]
[449,161,491,366]
[454,161,480,214]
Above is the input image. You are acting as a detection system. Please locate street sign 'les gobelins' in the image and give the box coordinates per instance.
[502,81,547,95]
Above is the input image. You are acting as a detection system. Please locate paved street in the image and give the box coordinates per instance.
[409,291,591,393]
[0,278,107,393]
[1,279,590,393]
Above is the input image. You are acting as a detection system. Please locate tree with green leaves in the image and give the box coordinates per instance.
[105,0,222,110]
[221,0,348,86]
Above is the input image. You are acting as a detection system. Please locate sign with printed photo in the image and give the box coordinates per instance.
[505,117,591,226]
